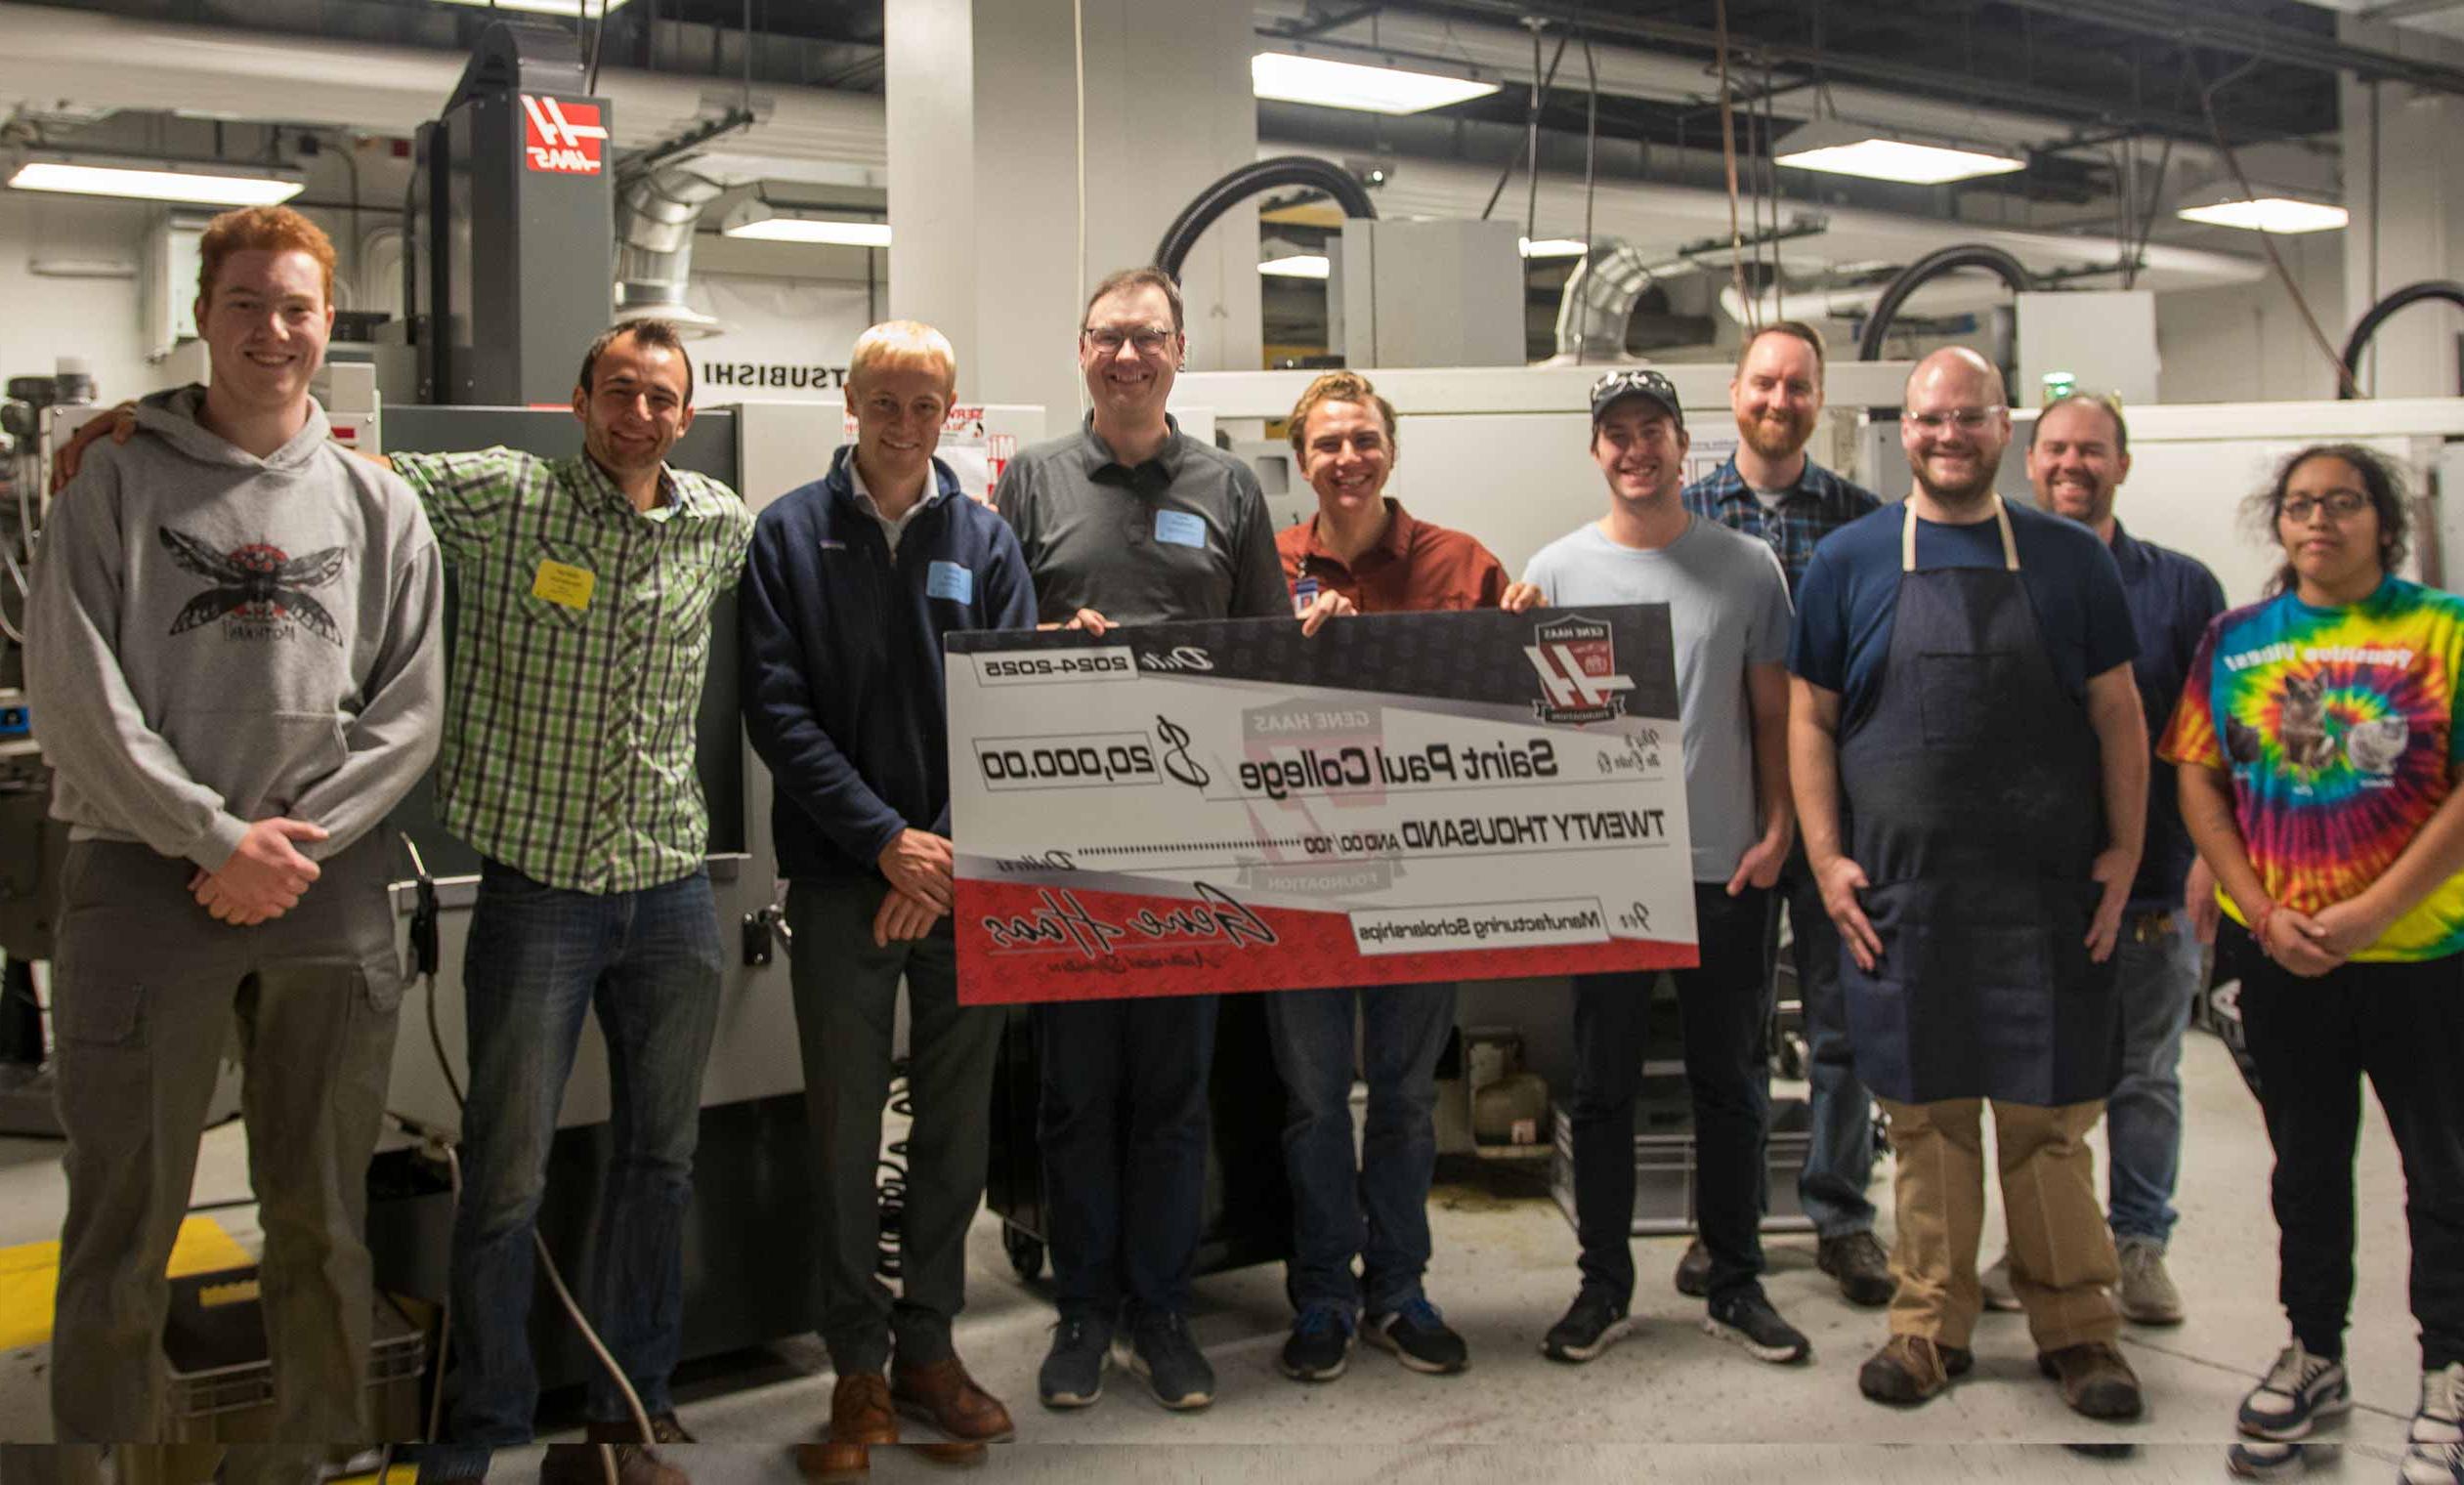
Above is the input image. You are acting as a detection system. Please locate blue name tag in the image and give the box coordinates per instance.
[927,561,974,603]
[1154,509,1208,548]
[1292,575,1320,615]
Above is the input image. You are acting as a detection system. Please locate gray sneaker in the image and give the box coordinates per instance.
[1978,1252,2022,1313]
[2117,1236,2186,1326]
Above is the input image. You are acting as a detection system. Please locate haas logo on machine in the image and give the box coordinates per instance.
[1525,615,1636,725]
[521,95,608,175]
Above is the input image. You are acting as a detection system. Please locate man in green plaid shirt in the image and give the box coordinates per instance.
[397,320,752,1485]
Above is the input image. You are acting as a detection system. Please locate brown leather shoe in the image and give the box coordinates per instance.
[2039,1341,2146,1421]
[794,1376,899,1482]
[1856,1335,1976,1407]
[891,1355,1016,1444]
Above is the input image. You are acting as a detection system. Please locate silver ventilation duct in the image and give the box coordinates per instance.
[1552,240,1654,362]
[614,163,728,335]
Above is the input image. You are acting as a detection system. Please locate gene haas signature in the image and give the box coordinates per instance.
[980,880,1276,961]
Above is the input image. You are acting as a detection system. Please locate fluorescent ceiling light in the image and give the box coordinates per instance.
[10,156,302,206]
[1774,120,2025,185]
[2175,194,2348,233]
[719,199,890,246]
[1252,53,1499,114]
[1259,253,1332,278]
[429,0,634,16]
[1520,237,1588,258]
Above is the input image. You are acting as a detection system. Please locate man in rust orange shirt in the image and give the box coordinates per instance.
[1264,371,1538,1385]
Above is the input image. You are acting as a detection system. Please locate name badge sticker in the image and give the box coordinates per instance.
[1154,509,1208,549]
[927,561,974,604]
[531,559,596,610]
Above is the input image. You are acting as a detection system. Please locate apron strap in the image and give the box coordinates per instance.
[1900,493,2023,573]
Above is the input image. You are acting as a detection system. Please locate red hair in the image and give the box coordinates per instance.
[197,205,336,304]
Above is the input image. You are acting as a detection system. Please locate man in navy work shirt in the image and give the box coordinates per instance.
[1969,393,2225,1332]
[1790,347,2149,1420]
[993,267,1291,1416]
[1680,320,1891,1313]
[741,321,1036,1478]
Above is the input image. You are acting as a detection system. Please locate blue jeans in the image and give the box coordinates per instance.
[1262,982,1456,1319]
[423,862,724,1478]
[1779,858,1878,1238]
[2105,911,2202,1245]
[1035,995,1219,1323]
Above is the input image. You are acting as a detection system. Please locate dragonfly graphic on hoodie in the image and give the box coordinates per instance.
[159,526,348,645]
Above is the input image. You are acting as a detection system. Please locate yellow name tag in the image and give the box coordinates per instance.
[531,559,596,610]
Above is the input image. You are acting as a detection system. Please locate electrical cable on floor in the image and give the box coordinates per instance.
[874,1064,912,1281]
[395,830,652,1476]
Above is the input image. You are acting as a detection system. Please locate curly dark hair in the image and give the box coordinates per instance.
[2244,442,2409,598]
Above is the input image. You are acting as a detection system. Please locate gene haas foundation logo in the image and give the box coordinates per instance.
[521,95,608,175]
[1525,615,1636,724]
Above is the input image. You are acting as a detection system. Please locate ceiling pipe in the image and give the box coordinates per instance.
[613,163,729,334]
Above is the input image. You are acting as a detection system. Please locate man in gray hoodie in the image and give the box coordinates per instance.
[27,205,443,1476]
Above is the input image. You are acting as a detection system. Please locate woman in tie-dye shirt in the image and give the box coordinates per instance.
[2158,444,2464,1476]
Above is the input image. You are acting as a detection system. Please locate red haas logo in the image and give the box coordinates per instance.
[521,95,608,175]
[1526,615,1636,724]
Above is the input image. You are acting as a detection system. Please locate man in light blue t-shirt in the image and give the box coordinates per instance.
[1521,368,1805,1369]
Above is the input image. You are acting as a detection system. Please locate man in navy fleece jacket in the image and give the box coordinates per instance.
[739,320,1035,1478]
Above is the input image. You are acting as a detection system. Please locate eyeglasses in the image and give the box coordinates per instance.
[1906,405,2008,433]
[1082,325,1177,355]
[2280,490,2370,523]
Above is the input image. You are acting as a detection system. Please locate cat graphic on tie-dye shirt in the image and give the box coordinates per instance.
[2159,574,2464,961]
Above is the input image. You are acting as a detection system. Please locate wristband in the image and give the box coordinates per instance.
[2252,901,2279,958]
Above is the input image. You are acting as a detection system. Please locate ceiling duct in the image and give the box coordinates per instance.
[1552,240,1653,361]
[613,162,727,334]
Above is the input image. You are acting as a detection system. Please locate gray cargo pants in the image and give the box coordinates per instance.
[47,833,404,1477]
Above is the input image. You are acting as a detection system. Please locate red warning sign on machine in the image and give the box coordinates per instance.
[521,95,608,175]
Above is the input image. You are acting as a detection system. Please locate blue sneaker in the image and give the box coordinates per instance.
[1278,1303,1354,1382]
[2238,1344,2351,1441]
[1365,1297,1467,1375]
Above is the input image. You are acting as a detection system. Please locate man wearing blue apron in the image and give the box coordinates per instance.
[1788,348,2150,1420]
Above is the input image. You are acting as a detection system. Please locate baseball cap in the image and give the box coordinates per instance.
[1588,367,1684,432]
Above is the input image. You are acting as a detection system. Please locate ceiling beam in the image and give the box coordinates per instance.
[1993,0,2464,97]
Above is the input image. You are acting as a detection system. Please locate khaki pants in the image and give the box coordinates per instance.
[0,1444,333,1485]
[1876,1095,2121,1352]
[47,836,403,1463]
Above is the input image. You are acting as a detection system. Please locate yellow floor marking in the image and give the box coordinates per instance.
[0,1215,253,1349]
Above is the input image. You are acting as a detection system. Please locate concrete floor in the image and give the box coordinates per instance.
[0,1027,2429,1483]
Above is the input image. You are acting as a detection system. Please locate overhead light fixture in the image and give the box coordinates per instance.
[1773,119,2025,185]
[1519,237,1588,258]
[2174,184,2348,234]
[1259,252,1331,278]
[429,0,634,16]
[8,153,304,207]
[719,198,890,246]
[1251,52,1499,114]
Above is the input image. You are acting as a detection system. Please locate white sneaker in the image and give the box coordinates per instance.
[2116,1237,2185,1326]
[2237,1342,2352,1441]
[2402,1362,2464,1485]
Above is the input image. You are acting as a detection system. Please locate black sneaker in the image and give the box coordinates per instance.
[1673,1238,1713,1298]
[1364,1298,1468,1375]
[1818,1231,1895,1308]
[1541,1291,1634,1364]
[1278,1304,1353,1382]
[1037,1312,1111,1410]
[2238,1343,2351,1441]
[1705,1290,1810,1365]
[1117,1310,1214,1410]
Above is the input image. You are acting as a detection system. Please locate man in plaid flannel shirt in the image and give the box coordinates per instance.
[399,320,752,1485]
[1678,320,1891,1313]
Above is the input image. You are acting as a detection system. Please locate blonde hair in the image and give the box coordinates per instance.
[849,319,957,398]
[1287,370,1399,459]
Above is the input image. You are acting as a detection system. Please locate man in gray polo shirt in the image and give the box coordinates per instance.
[1521,368,1808,1369]
[993,267,1289,1416]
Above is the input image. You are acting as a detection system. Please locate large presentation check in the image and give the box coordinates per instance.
[946,605,1699,1005]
